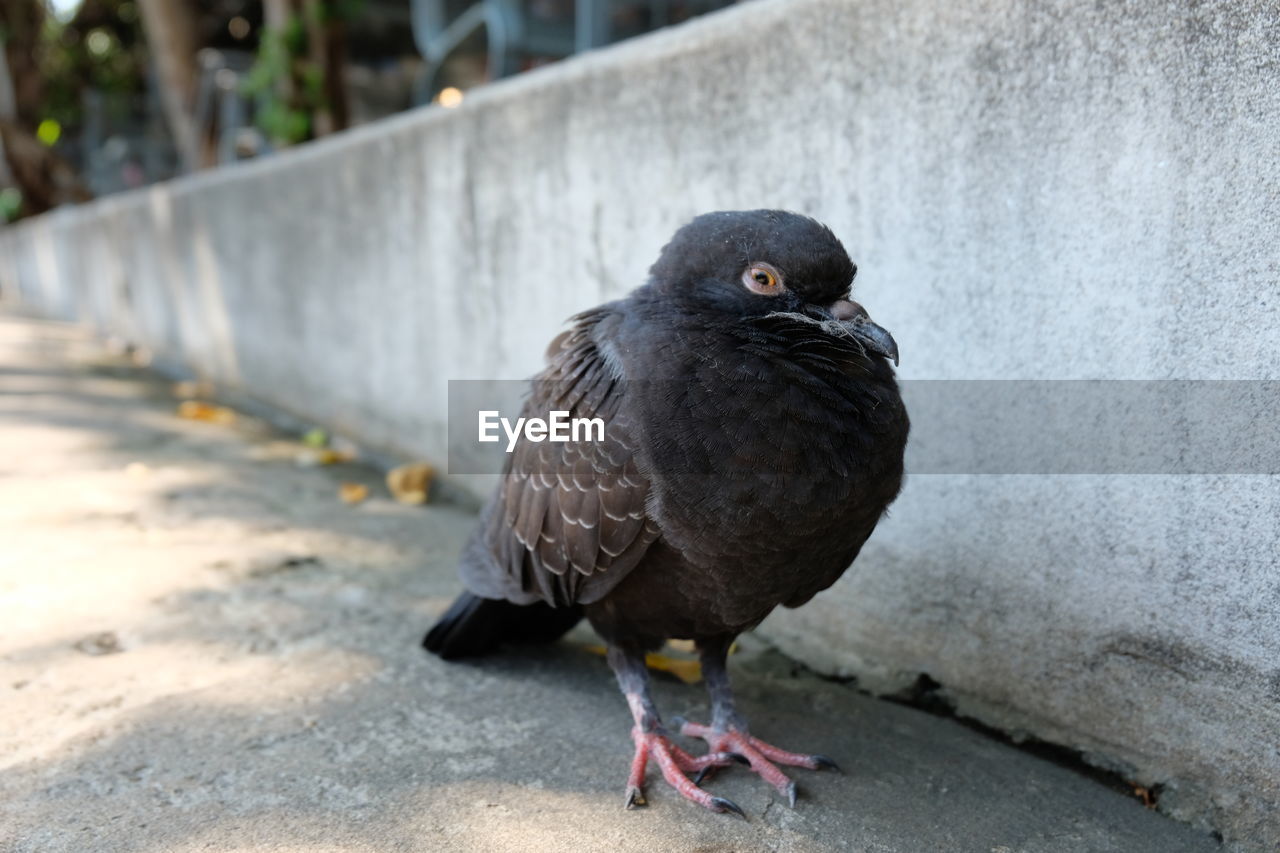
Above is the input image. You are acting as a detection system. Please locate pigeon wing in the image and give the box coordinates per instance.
[461,307,658,608]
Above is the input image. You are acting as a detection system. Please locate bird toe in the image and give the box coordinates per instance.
[710,796,747,819]
[624,785,647,809]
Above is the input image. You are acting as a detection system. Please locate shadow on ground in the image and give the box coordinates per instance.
[0,312,1220,852]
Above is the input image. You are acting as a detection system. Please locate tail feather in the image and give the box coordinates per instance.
[423,591,582,660]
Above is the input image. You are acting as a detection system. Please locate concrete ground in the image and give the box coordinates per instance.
[0,311,1222,853]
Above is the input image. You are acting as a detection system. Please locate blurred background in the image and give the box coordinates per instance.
[0,0,736,222]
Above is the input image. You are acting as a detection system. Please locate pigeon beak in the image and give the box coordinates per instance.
[854,317,899,366]
[830,299,900,366]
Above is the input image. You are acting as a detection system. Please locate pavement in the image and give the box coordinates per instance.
[0,311,1223,853]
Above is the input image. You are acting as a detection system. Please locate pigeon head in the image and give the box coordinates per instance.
[648,210,899,365]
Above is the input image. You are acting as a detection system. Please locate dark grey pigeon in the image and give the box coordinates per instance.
[425,209,908,815]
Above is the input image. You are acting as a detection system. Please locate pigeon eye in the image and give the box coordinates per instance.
[743,264,784,295]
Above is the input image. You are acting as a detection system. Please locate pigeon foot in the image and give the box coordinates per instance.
[624,727,747,817]
[675,719,840,807]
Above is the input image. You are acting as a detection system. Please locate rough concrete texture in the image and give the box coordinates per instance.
[0,312,1223,852]
[1,0,1278,847]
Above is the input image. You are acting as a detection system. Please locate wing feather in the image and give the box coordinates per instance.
[466,307,656,607]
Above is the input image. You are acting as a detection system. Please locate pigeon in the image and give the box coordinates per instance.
[425,209,909,815]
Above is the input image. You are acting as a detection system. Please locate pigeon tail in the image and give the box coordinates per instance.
[422,591,582,660]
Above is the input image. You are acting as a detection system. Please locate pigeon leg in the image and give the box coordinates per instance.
[676,636,839,807]
[607,646,746,816]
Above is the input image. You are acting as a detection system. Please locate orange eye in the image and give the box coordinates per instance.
[743,264,783,295]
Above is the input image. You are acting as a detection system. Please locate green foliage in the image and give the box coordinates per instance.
[0,188,22,223]
[242,17,312,145]
[241,1,364,147]
[302,428,329,448]
[36,0,149,133]
[328,0,368,22]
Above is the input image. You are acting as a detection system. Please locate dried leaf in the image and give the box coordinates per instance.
[339,483,369,504]
[177,401,236,424]
[386,463,435,505]
[582,642,704,684]
[645,653,703,684]
[664,638,738,656]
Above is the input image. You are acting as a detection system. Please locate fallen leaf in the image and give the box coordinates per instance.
[302,428,328,448]
[583,642,704,684]
[666,638,738,656]
[340,482,369,504]
[386,463,435,505]
[177,401,236,424]
[645,653,702,684]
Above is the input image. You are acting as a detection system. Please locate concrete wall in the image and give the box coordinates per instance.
[3,0,1277,846]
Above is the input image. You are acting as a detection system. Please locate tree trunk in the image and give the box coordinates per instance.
[302,0,349,136]
[0,0,92,216]
[135,0,203,172]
